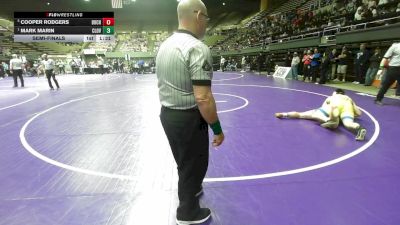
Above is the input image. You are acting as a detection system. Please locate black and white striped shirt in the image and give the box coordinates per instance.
[156,30,213,110]
[9,58,23,70]
[42,59,55,70]
[384,43,400,67]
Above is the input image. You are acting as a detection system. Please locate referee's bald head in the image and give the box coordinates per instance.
[177,0,208,39]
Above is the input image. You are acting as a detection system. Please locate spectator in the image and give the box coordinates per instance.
[347,1,356,12]
[355,7,364,21]
[0,62,4,78]
[310,48,322,83]
[329,49,339,80]
[241,56,246,72]
[284,52,291,67]
[363,6,373,19]
[365,47,383,86]
[353,43,370,84]
[257,53,264,75]
[378,0,388,5]
[57,60,65,74]
[302,50,312,81]
[291,52,300,80]
[265,54,273,75]
[319,50,331,84]
[368,0,377,9]
[370,6,378,17]
[97,56,105,75]
[297,50,305,76]
[336,47,349,82]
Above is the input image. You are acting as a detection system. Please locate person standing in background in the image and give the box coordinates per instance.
[220,56,225,72]
[42,54,60,90]
[97,56,105,75]
[365,47,382,86]
[336,47,349,82]
[9,54,24,88]
[329,48,338,81]
[302,50,312,81]
[291,52,300,80]
[57,60,66,74]
[257,53,264,75]
[310,48,321,83]
[265,53,273,75]
[319,50,331,84]
[353,43,370,84]
[241,55,246,72]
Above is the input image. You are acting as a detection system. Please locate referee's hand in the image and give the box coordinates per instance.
[212,133,224,147]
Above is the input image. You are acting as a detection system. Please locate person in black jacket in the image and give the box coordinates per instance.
[319,50,331,84]
[0,62,4,78]
[353,43,370,84]
[284,51,291,67]
[265,53,273,75]
[364,47,382,86]
[257,53,264,75]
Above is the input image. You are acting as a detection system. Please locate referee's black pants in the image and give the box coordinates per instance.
[12,69,24,87]
[160,106,209,219]
[45,69,60,89]
[376,66,400,101]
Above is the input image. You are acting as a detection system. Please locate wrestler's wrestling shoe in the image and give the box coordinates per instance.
[355,127,367,141]
[275,113,283,118]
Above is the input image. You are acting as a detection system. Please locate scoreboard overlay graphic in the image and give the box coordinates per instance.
[13,12,115,42]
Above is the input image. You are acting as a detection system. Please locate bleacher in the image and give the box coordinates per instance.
[88,42,117,52]
[273,0,308,14]
[211,0,400,52]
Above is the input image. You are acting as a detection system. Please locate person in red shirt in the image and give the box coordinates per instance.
[302,50,312,81]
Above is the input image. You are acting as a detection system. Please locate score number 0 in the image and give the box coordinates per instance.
[102,18,115,26]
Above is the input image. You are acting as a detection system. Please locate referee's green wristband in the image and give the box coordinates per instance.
[210,120,223,135]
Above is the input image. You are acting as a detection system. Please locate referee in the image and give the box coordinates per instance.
[375,42,400,105]
[42,54,60,90]
[156,0,224,224]
[9,54,24,88]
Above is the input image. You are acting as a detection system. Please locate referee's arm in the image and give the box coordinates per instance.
[190,45,224,146]
[380,44,394,69]
[194,84,224,147]
[193,85,218,125]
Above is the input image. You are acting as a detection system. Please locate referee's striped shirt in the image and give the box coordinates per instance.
[156,30,213,110]
[10,58,23,70]
[384,43,400,67]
